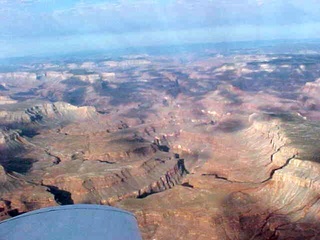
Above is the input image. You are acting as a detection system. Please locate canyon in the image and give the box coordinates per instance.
[0,47,320,239]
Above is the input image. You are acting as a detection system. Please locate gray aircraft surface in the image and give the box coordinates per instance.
[0,204,142,240]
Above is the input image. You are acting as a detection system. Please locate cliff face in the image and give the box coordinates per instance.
[0,129,22,148]
[0,165,56,216]
[40,156,187,205]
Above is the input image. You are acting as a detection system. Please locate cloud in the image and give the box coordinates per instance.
[0,0,320,57]
[48,0,313,35]
[0,0,48,4]
[0,0,318,38]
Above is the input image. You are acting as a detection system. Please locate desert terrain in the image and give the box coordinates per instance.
[0,44,320,239]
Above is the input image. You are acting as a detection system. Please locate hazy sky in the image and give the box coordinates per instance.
[1,0,320,58]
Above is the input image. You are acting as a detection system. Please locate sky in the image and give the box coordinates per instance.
[1,0,320,58]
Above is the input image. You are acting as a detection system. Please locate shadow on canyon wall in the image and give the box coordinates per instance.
[221,191,319,240]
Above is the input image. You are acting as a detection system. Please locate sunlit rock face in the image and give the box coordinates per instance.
[1,51,320,239]
[0,101,97,125]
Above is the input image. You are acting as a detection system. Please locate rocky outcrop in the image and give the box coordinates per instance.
[0,72,37,81]
[100,72,116,81]
[76,74,100,83]
[44,71,73,80]
[0,102,98,125]
[40,155,187,205]
[0,129,23,150]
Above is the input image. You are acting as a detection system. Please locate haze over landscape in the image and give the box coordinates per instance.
[1,1,320,240]
[2,0,320,58]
